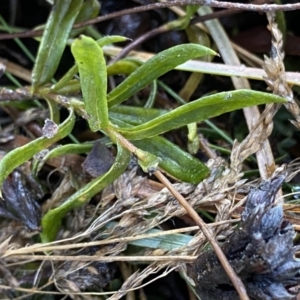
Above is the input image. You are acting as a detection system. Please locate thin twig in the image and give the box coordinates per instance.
[1,1,300,40]
[110,9,241,63]
[190,9,241,25]
[154,170,250,300]
[109,24,169,64]
[104,131,248,298]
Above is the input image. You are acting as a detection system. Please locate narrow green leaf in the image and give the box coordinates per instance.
[114,90,286,140]
[71,35,108,131]
[187,123,200,155]
[51,36,128,93]
[106,222,193,250]
[110,105,167,125]
[135,148,161,174]
[109,111,208,183]
[97,35,129,47]
[144,80,157,108]
[179,5,199,29]
[107,59,141,76]
[32,0,83,89]
[50,66,79,92]
[76,0,100,21]
[41,144,131,242]
[107,44,217,107]
[70,0,100,36]
[130,228,192,250]
[0,110,75,188]
[52,79,81,95]
[44,96,60,124]
[32,143,93,176]
[133,136,209,183]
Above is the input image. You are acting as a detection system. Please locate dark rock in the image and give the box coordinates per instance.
[187,174,300,300]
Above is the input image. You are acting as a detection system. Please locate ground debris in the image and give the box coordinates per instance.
[187,173,300,300]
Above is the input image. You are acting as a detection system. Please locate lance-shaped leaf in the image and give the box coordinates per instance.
[133,136,209,183]
[114,90,286,140]
[32,143,93,175]
[107,44,217,107]
[32,0,83,89]
[107,59,141,76]
[97,36,129,47]
[52,35,128,92]
[71,35,108,131]
[41,143,131,242]
[0,110,75,188]
[110,105,167,125]
[109,112,208,183]
[105,221,193,250]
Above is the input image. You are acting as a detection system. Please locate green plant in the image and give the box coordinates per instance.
[0,1,286,243]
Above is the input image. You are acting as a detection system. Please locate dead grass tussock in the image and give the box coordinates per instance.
[0,157,299,299]
[1,9,300,300]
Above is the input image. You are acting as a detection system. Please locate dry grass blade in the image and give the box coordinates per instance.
[263,12,300,130]
[154,170,249,300]
[107,265,175,300]
[103,45,300,86]
[0,58,31,83]
[0,152,240,298]
[4,255,196,262]
[198,6,276,180]
[1,159,300,298]
[2,220,239,255]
